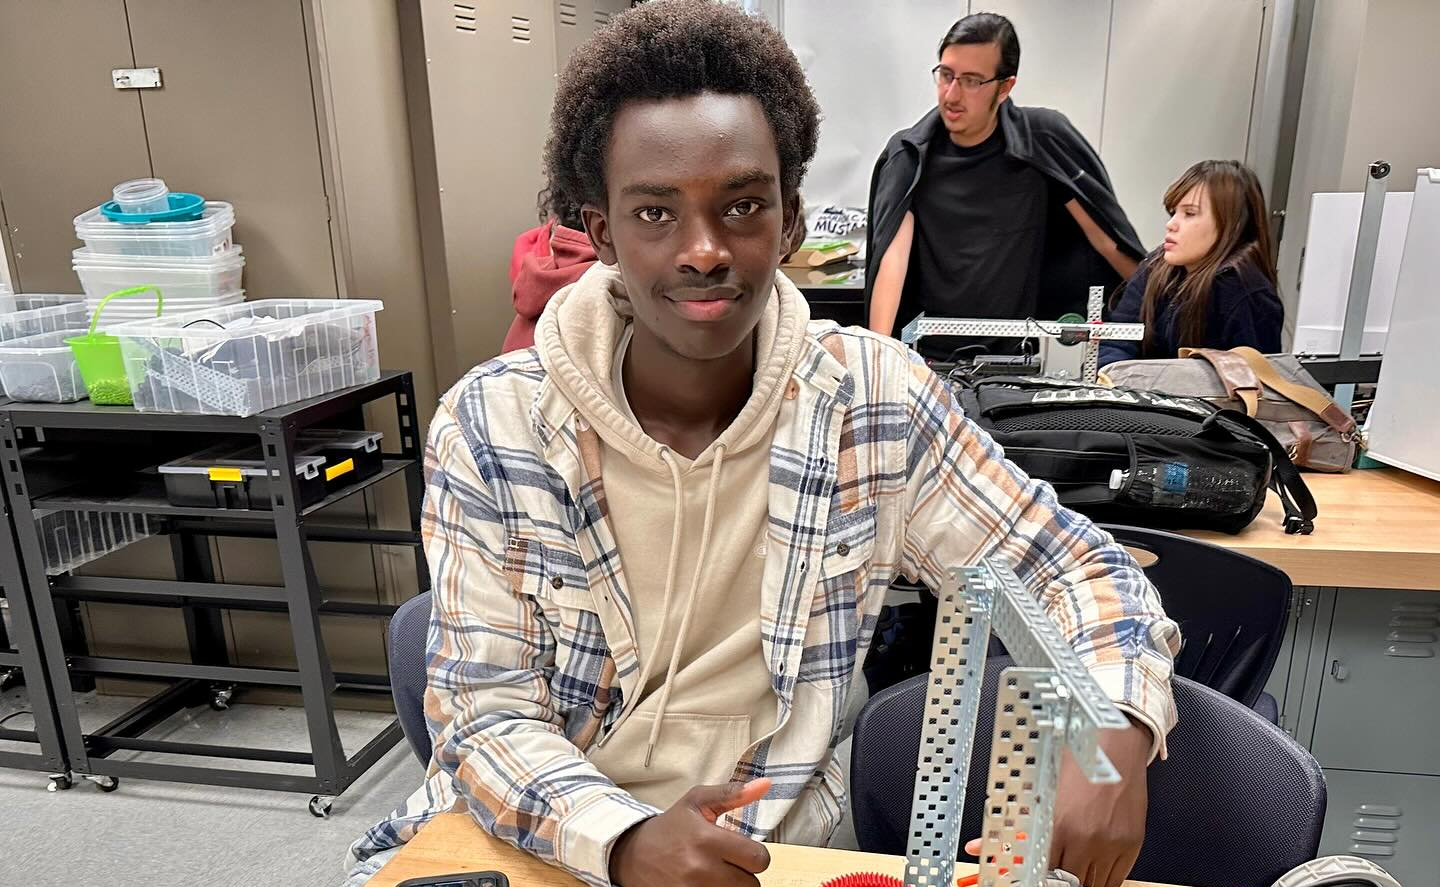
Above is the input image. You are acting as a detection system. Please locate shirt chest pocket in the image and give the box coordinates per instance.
[797,506,877,688]
[503,536,608,711]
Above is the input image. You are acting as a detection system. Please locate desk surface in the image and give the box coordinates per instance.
[1184,468,1440,591]
[371,812,1173,887]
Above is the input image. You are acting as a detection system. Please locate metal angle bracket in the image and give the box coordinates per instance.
[903,560,1130,887]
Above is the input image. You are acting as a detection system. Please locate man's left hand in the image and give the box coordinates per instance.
[965,718,1152,887]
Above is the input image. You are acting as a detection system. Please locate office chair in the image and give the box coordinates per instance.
[850,656,1327,887]
[1101,524,1291,717]
[388,591,434,766]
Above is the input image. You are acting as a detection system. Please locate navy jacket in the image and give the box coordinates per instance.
[1098,255,1285,366]
[865,100,1146,330]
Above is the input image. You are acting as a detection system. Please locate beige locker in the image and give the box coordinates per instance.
[0,0,151,292]
[0,0,436,703]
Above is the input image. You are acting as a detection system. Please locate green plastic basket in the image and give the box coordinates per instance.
[66,286,163,405]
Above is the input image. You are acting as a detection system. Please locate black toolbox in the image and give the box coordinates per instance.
[296,429,384,491]
[159,445,328,510]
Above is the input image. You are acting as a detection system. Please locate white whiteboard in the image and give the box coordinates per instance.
[784,0,960,219]
[1292,191,1413,355]
[1365,169,1440,481]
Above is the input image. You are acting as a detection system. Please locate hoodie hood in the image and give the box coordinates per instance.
[502,222,599,353]
[536,262,810,472]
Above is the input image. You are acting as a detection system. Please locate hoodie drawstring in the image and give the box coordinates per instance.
[595,444,687,750]
[643,443,727,766]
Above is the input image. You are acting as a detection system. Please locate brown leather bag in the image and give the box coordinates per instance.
[1101,346,1359,472]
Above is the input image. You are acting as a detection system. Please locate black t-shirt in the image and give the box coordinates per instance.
[908,125,1050,359]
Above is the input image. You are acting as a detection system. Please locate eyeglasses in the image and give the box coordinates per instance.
[932,66,1008,92]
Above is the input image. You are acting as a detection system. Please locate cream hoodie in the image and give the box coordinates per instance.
[538,264,809,811]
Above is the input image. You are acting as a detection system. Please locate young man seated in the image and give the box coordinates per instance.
[346,4,1179,887]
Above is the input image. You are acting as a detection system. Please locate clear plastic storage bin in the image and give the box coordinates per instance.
[115,299,384,416]
[0,328,89,402]
[92,292,246,328]
[0,302,89,344]
[73,246,245,302]
[73,201,235,258]
[10,293,85,312]
[38,510,156,576]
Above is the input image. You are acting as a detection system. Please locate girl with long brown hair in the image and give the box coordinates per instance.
[1099,159,1283,365]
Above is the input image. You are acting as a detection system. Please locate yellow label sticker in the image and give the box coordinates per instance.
[325,458,355,482]
[208,467,244,483]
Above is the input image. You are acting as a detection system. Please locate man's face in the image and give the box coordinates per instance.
[583,93,791,362]
[935,42,1015,140]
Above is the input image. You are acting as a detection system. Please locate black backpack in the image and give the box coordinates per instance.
[954,376,1318,535]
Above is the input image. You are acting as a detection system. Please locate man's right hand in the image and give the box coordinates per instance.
[609,778,773,887]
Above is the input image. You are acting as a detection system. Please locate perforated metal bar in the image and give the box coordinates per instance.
[903,561,1129,887]
[900,314,1143,344]
[1082,286,1105,384]
[978,669,1069,887]
[904,573,994,887]
[982,559,1128,782]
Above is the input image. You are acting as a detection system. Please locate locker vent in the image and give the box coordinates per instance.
[595,9,612,27]
[560,3,578,27]
[454,3,477,33]
[1385,601,1438,658]
[512,15,532,42]
[1349,804,1402,858]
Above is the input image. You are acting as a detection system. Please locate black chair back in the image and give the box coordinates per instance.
[388,591,433,766]
[1102,524,1291,707]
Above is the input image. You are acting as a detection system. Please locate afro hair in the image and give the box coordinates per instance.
[543,0,821,211]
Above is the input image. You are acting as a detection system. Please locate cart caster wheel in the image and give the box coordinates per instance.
[209,688,233,711]
[308,795,334,818]
[47,773,72,792]
[92,775,119,793]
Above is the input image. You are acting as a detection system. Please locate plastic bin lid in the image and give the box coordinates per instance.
[73,201,236,237]
[159,445,325,481]
[0,327,92,353]
[296,429,383,452]
[72,245,245,269]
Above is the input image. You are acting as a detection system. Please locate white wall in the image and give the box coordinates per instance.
[786,0,1267,254]
[1341,0,1440,184]
[1275,0,1368,340]
[1276,0,1440,343]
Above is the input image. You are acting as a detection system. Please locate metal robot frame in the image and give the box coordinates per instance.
[903,560,1130,887]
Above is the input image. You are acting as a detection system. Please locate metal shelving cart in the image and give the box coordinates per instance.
[0,469,71,782]
[0,370,426,813]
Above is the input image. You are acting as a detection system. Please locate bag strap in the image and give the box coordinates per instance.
[1179,347,1261,416]
[1228,346,1358,436]
[1208,408,1318,535]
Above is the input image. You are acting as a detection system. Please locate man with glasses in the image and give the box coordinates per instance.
[866,13,1144,360]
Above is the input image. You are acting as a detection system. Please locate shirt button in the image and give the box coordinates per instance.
[836,542,850,557]
[550,575,564,590]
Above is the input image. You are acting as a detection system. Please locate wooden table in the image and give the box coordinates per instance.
[1182,468,1440,591]
[371,812,1173,887]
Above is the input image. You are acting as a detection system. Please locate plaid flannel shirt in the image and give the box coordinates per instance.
[350,321,1180,887]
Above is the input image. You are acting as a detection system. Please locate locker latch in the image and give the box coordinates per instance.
[112,68,163,90]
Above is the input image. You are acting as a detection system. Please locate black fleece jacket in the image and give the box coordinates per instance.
[865,101,1146,330]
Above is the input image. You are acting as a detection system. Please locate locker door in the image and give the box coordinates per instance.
[1310,589,1440,775]
[123,0,338,298]
[1321,770,1440,887]
[0,0,151,292]
[425,0,559,370]
[553,0,629,70]
[1100,0,1265,246]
